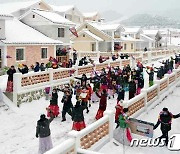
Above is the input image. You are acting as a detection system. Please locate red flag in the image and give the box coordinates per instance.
[69,27,78,37]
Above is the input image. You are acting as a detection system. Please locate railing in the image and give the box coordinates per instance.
[46,68,180,154]
[12,49,177,106]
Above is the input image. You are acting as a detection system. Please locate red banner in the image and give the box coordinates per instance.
[69,27,78,37]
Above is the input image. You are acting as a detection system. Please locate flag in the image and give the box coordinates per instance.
[69,27,78,37]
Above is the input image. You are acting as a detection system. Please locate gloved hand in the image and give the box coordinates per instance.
[36,134,38,138]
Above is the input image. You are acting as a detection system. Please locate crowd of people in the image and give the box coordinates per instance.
[34,54,180,153]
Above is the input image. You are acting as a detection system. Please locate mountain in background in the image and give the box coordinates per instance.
[119,14,179,28]
[101,10,122,22]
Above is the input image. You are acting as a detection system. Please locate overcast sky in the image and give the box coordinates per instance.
[0,0,180,16]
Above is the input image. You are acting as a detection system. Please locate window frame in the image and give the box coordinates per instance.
[16,47,25,62]
[41,47,48,59]
[58,27,65,38]
[131,43,134,50]
[124,44,127,50]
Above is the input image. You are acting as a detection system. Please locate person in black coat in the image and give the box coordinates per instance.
[75,74,91,87]
[34,62,40,72]
[6,66,16,92]
[153,108,180,146]
[137,75,144,95]
[61,90,73,122]
[73,51,77,65]
[50,89,58,106]
[72,101,86,131]
[40,63,46,71]
[18,65,29,74]
[129,79,136,99]
[146,68,154,87]
[117,86,125,102]
[7,66,16,82]
[36,111,54,154]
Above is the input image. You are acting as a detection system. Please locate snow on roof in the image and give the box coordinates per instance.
[1,18,62,45]
[0,0,40,14]
[143,30,159,36]
[124,27,142,34]
[32,9,75,25]
[121,35,144,42]
[140,34,154,41]
[89,22,123,31]
[83,12,99,18]
[82,29,103,41]
[50,5,75,13]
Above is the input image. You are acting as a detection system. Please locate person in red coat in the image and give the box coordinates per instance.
[115,101,123,128]
[95,89,107,120]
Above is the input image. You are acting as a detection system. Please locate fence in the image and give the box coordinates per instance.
[45,68,180,154]
[12,49,177,106]
[13,58,131,106]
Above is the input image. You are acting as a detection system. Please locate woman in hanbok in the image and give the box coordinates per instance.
[113,108,132,146]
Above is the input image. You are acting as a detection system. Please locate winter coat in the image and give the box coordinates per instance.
[36,116,54,138]
[147,71,154,81]
[154,111,180,132]
[62,95,73,111]
[72,105,85,122]
[7,68,16,81]
[50,92,58,105]
[129,81,136,93]
[137,77,144,88]
[118,114,129,129]
[40,65,46,71]
[96,92,107,111]
[75,76,90,86]
[115,104,123,121]
[117,89,125,101]
[18,67,28,74]
[34,64,40,72]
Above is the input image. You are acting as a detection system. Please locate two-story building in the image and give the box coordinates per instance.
[83,12,101,22]
[20,9,75,51]
[0,16,62,69]
[50,5,83,24]
[143,30,163,48]
[89,22,125,52]
[0,0,52,18]
[71,22,112,52]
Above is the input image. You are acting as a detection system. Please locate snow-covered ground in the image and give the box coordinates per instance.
[99,86,180,154]
[0,56,177,154]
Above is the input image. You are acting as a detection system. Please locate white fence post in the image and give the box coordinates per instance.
[68,130,80,153]
[141,89,148,113]
[148,51,152,63]
[154,80,160,98]
[104,110,114,140]
[13,73,22,106]
[164,74,170,88]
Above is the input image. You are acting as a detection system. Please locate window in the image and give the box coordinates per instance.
[131,43,133,50]
[16,48,24,61]
[58,28,65,37]
[33,15,35,18]
[41,48,48,59]
[124,44,127,50]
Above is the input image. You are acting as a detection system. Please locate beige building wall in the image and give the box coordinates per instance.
[7,45,55,67]
[122,42,136,52]
[72,33,96,51]
[77,24,110,41]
